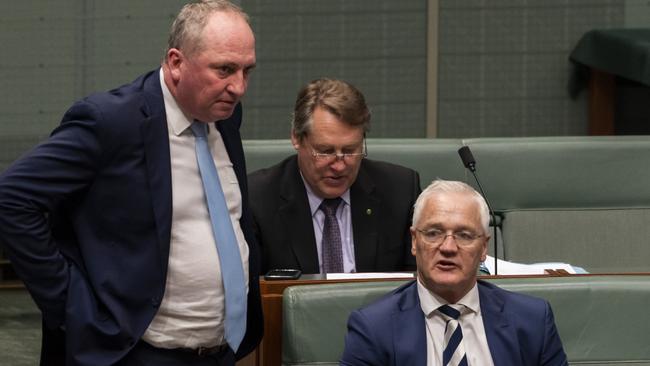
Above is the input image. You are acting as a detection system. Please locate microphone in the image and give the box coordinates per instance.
[457,146,498,275]
[458,146,476,171]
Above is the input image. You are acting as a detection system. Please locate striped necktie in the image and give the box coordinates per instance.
[191,122,247,352]
[438,304,468,366]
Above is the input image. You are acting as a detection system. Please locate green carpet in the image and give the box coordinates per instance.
[0,289,41,366]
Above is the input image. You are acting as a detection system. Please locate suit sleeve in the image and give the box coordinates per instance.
[0,100,103,329]
[540,302,569,366]
[340,310,387,366]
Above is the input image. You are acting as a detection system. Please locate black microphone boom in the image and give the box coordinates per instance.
[458,145,476,171]
[457,146,498,275]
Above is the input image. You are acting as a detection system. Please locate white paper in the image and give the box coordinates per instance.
[326,272,415,280]
[482,255,583,275]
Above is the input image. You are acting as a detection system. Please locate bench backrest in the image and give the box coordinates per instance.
[244,136,650,273]
[282,276,650,366]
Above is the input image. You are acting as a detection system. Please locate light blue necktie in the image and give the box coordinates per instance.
[191,122,246,352]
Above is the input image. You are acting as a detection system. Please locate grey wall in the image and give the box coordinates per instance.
[0,1,186,136]
[0,0,188,169]
[240,0,427,139]
[0,0,638,162]
[437,0,625,137]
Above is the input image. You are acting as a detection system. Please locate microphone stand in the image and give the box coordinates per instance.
[467,169,498,275]
[458,147,498,275]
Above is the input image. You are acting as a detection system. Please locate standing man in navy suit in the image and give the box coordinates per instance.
[341,180,568,366]
[0,1,262,365]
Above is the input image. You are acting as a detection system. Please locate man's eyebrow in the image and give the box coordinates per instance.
[209,61,236,68]
[421,223,476,231]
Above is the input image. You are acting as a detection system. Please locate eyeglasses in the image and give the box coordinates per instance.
[414,228,484,247]
[310,139,367,164]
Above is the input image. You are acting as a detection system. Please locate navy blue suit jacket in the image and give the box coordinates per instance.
[340,280,568,366]
[0,70,262,365]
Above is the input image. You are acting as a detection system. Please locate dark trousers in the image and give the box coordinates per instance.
[39,323,235,366]
[115,341,235,366]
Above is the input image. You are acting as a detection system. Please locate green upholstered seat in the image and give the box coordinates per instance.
[463,136,650,272]
[282,276,650,366]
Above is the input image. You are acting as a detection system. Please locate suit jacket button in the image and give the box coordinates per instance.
[151,297,160,308]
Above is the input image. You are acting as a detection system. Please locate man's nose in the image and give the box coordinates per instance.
[329,156,347,171]
[227,71,248,96]
[438,235,459,251]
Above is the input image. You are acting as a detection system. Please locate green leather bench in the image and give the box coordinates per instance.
[3,136,650,274]
[282,276,650,366]
[243,138,468,186]
[4,135,650,273]
[465,136,650,273]
[243,136,650,273]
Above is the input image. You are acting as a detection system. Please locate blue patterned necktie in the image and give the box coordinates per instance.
[319,197,344,273]
[438,304,468,366]
[190,122,246,352]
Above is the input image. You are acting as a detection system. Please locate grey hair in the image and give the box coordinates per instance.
[164,0,250,60]
[412,179,490,233]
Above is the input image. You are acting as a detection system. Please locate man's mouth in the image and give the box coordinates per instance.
[323,176,345,185]
[435,260,458,270]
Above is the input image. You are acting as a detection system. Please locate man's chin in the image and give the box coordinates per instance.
[210,105,237,121]
[430,270,463,286]
[319,185,348,199]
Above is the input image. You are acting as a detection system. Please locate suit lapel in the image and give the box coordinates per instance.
[350,162,380,271]
[479,281,521,366]
[393,282,427,366]
[215,104,263,285]
[278,156,320,273]
[215,103,246,192]
[140,70,172,273]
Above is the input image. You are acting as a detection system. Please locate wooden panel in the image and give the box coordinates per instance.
[588,69,616,135]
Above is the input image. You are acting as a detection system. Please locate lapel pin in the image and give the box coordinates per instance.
[366,208,372,215]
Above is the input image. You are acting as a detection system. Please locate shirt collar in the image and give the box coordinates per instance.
[417,277,481,317]
[301,172,351,216]
[159,69,193,136]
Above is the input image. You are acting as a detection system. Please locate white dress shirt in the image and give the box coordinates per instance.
[142,70,250,349]
[417,278,495,366]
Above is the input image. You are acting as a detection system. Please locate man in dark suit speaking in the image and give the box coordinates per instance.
[340,180,568,365]
[0,1,262,365]
[248,78,420,275]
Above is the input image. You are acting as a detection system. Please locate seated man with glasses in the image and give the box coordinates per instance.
[248,78,421,274]
[340,179,568,365]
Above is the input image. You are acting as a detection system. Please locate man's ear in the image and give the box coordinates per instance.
[410,227,418,256]
[290,130,300,150]
[166,48,184,82]
[480,236,490,262]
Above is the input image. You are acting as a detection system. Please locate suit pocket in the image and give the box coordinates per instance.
[66,264,112,324]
